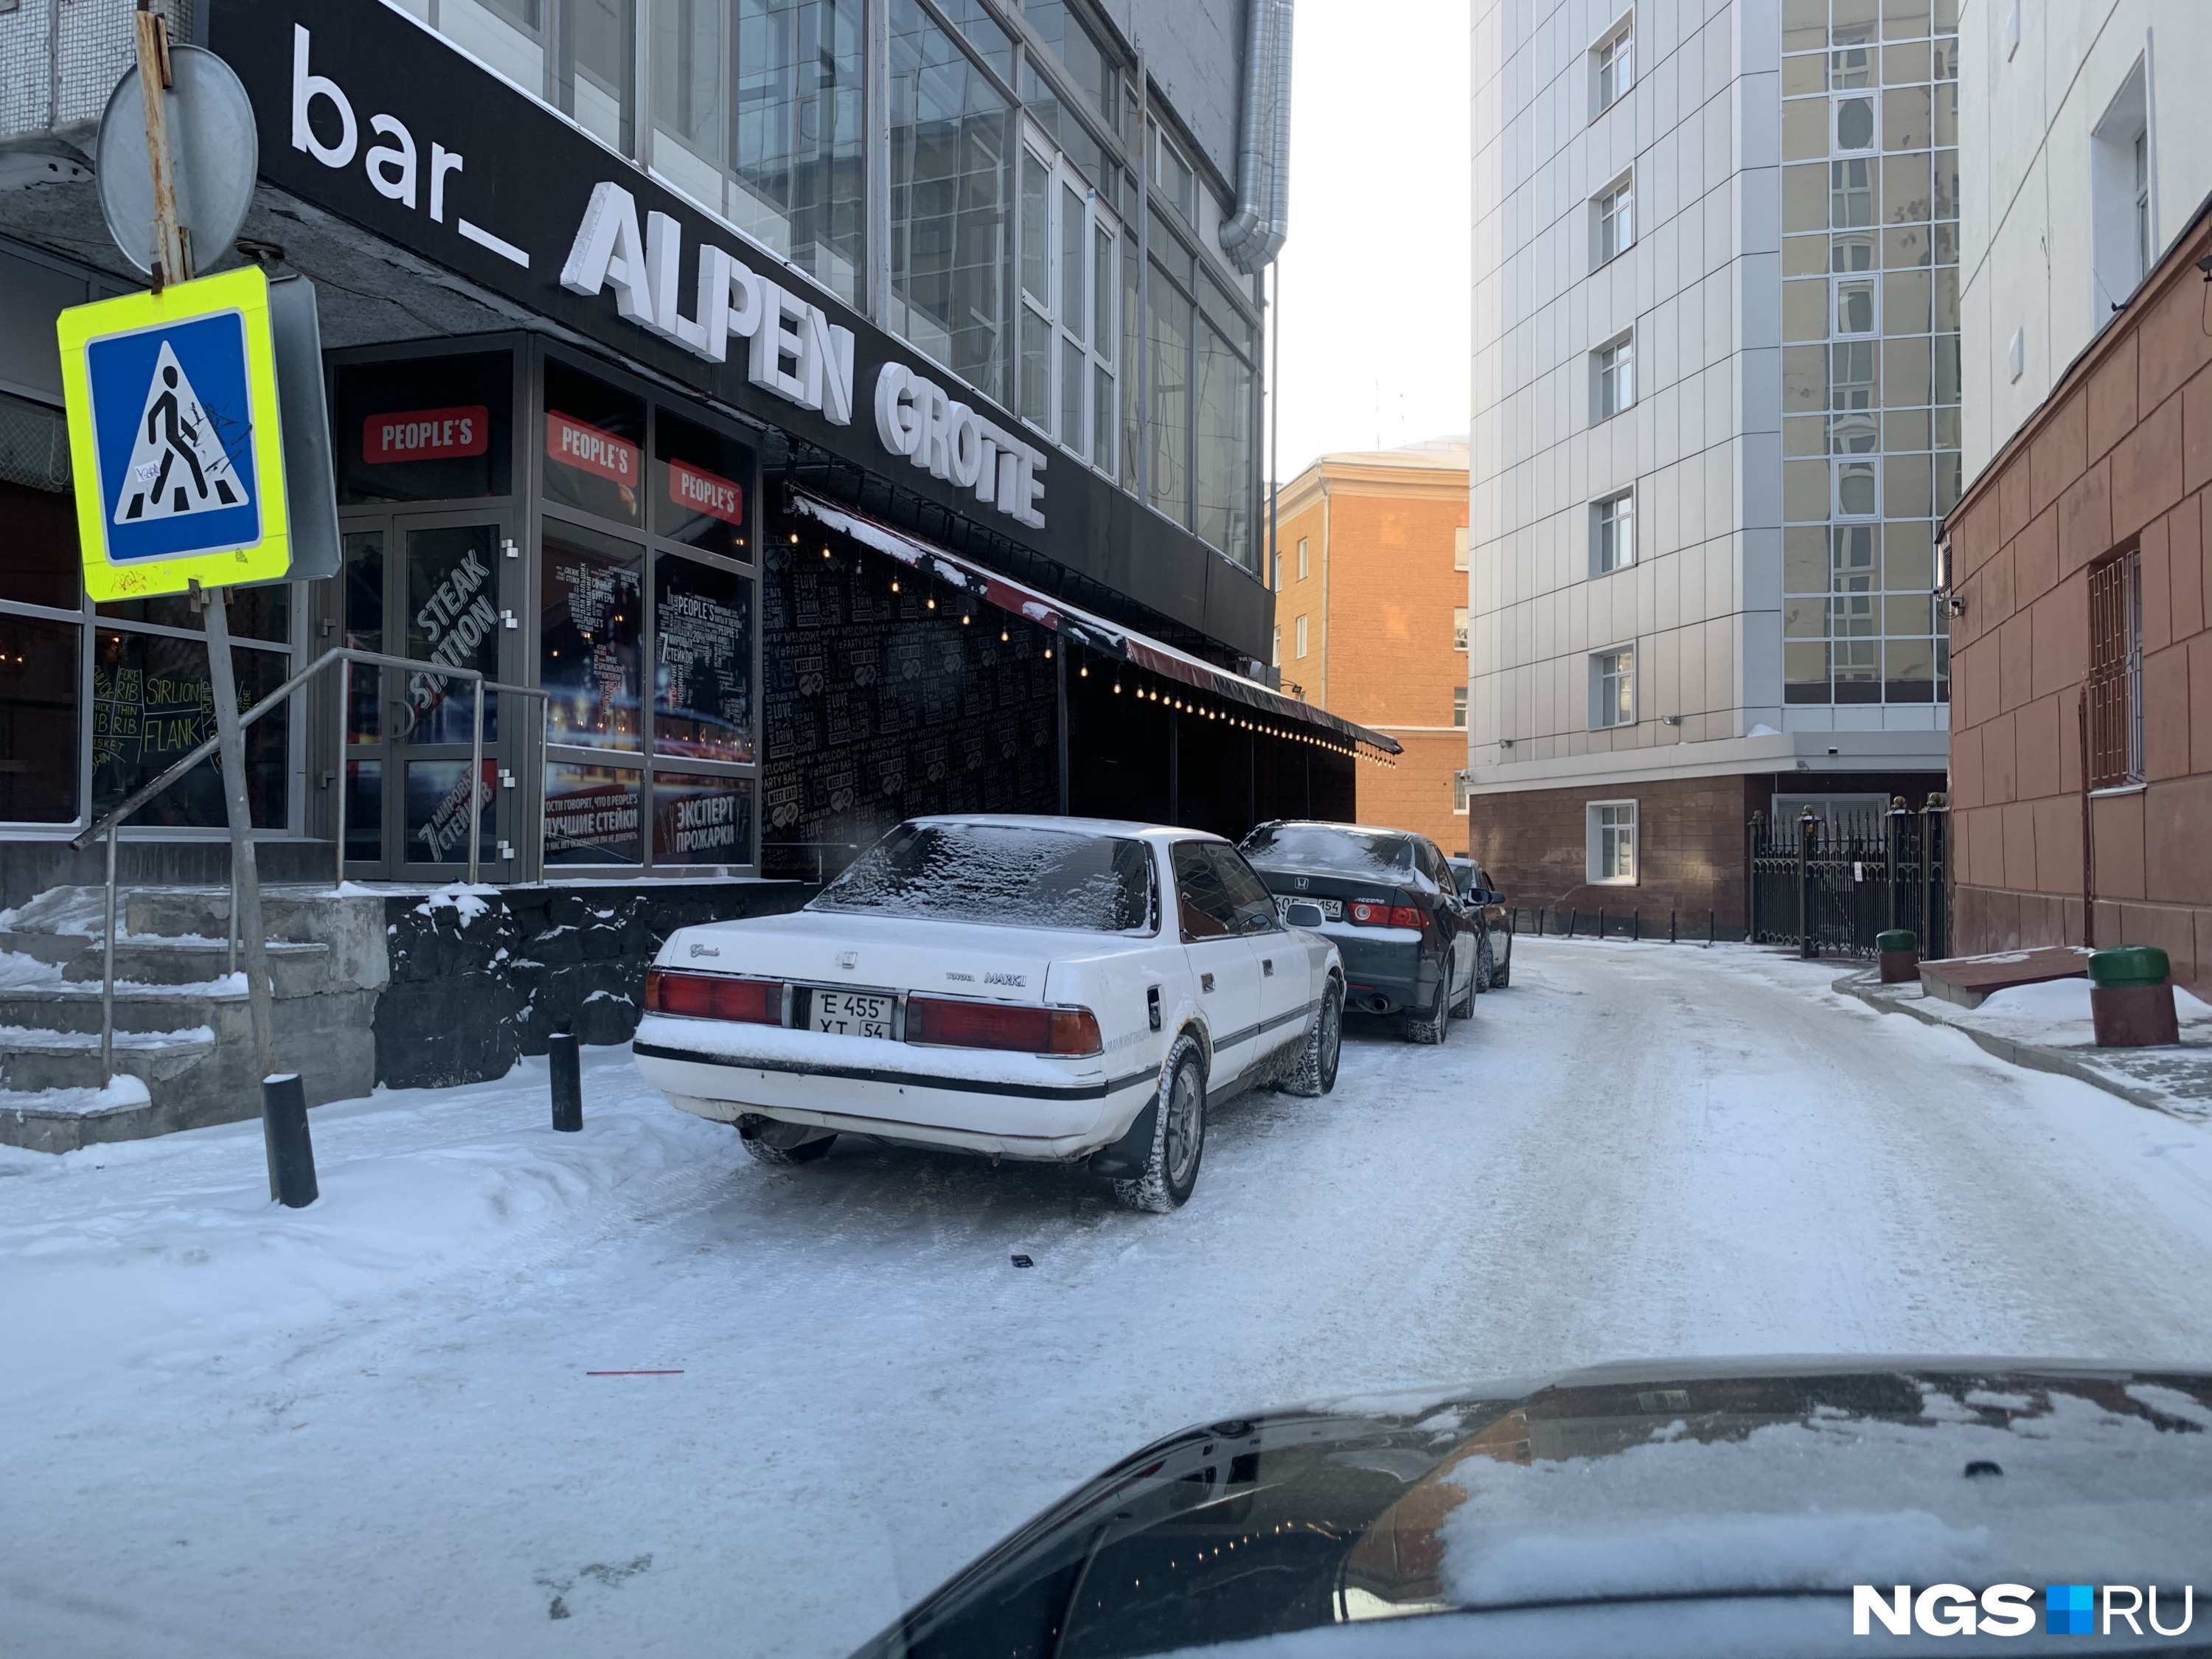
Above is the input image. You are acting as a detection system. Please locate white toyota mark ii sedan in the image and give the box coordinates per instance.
[632,815,1345,1210]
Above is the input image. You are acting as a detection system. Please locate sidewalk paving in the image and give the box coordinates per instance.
[1835,969,2212,1124]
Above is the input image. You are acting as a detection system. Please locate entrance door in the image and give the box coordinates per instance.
[341,512,515,880]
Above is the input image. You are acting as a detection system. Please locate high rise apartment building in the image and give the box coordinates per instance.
[1467,0,1955,922]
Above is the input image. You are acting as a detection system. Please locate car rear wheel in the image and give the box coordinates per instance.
[1455,942,1484,1018]
[1404,969,1451,1046]
[1111,1036,1206,1212]
[1281,977,1343,1097]
[737,1114,838,1166]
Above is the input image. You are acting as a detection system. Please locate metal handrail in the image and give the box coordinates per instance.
[73,645,549,1084]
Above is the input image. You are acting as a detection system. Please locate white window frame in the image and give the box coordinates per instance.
[1833,274,1879,336]
[1453,607,1469,652]
[1586,799,1638,884]
[1020,131,1120,476]
[1834,456,1881,518]
[1593,333,1635,422]
[1590,644,1635,729]
[1453,771,1471,815]
[1832,91,1877,153]
[2090,61,2152,316]
[1453,526,1470,571]
[1592,488,1635,576]
[1452,686,1468,728]
[1295,613,1309,658]
[1591,15,1633,118]
[1270,624,1281,667]
[1296,536,1309,580]
[1591,172,1634,268]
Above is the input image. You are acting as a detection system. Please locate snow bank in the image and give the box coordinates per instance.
[0,1048,728,1408]
[0,1076,150,1118]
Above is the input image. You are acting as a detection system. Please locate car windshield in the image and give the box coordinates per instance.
[1240,824,1417,877]
[809,822,1155,933]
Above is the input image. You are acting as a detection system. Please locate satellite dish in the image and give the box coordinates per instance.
[95,44,259,277]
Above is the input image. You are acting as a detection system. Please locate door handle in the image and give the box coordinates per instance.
[1200,973,1215,993]
[1262,959,1274,975]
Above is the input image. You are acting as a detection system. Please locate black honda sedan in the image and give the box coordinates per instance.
[1238,821,1481,1043]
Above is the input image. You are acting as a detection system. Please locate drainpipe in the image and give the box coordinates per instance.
[1218,0,1295,274]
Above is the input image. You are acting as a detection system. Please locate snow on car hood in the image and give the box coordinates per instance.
[848,1360,2212,1659]
[660,909,1141,1004]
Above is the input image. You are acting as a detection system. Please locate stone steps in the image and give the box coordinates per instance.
[0,885,386,1151]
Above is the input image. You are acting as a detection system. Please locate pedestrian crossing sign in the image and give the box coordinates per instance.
[56,265,293,600]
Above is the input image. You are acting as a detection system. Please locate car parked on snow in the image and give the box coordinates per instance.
[1447,856,1514,989]
[1237,821,1483,1042]
[631,816,1344,1211]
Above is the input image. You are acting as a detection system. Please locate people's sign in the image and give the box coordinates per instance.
[55,266,295,600]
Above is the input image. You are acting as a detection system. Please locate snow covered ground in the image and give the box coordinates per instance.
[6,939,2212,1658]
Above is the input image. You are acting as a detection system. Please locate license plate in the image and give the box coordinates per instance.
[813,989,895,1039]
[1279,895,1342,921]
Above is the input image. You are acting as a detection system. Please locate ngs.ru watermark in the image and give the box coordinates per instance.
[1854,1586,2196,1638]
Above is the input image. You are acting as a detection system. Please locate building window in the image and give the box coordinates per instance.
[1590,646,1634,728]
[1453,771,1470,815]
[1296,537,1309,580]
[1593,174,1634,267]
[2091,62,2151,314]
[1834,93,1875,152]
[1587,800,1638,883]
[1453,686,1467,728]
[887,0,1015,402]
[1592,489,1634,574]
[1295,613,1309,658]
[1150,122,1196,224]
[1019,145,1121,476]
[1453,607,1469,652]
[1453,526,1470,571]
[2087,549,2144,790]
[1592,17,1632,116]
[1593,334,1634,421]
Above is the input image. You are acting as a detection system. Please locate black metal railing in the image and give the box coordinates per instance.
[1747,796,1948,960]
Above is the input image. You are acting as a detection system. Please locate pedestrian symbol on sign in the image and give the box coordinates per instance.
[115,341,243,524]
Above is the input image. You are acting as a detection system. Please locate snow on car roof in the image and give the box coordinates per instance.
[904,814,1217,842]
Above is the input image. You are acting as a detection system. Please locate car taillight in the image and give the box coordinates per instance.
[644,968,783,1025]
[906,996,1102,1057]
[1347,901,1428,929]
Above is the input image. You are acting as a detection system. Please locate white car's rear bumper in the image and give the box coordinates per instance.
[631,1015,1161,1161]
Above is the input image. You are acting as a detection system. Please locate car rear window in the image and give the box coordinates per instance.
[1239,824,1416,880]
[810,823,1157,933]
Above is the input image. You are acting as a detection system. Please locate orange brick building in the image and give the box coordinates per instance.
[1268,440,1472,851]
[1945,201,2212,998]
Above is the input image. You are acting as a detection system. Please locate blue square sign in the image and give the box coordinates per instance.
[84,310,260,562]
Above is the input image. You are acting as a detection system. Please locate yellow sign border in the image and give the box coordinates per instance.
[56,266,291,602]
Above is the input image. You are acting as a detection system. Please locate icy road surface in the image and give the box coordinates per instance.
[6,940,2212,1658]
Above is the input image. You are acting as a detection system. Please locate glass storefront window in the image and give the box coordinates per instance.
[344,530,383,742]
[888,0,1013,401]
[0,423,82,611]
[404,524,502,744]
[654,554,754,762]
[542,523,644,751]
[0,614,80,823]
[404,758,498,866]
[653,771,754,865]
[652,411,754,560]
[96,583,291,644]
[335,352,512,505]
[90,630,288,828]
[1194,316,1252,566]
[544,359,645,527]
[545,762,644,865]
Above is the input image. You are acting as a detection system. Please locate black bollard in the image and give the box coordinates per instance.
[262,1073,319,1208]
[549,1029,582,1132]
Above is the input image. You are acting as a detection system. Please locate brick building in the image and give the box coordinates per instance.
[1947,0,2212,997]
[1268,440,1472,851]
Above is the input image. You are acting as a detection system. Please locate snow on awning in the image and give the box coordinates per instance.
[789,493,1405,756]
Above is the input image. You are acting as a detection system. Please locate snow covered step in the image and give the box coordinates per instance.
[0,932,332,995]
[0,1025,215,1096]
[0,985,258,1039]
[0,1071,205,1155]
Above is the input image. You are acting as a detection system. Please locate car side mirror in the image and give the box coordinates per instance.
[1283,900,1326,929]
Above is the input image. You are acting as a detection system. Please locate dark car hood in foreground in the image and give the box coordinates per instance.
[852,1358,2212,1659]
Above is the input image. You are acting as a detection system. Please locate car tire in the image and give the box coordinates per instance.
[1455,941,1485,1018]
[1404,969,1450,1046]
[1281,977,1343,1097]
[737,1114,838,1166]
[1111,1035,1207,1213]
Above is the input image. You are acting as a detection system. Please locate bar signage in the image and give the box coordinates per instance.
[546,410,638,486]
[669,458,744,526]
[364,405,488,463]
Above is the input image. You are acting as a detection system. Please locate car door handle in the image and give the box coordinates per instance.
[1262,959,1274,975]
[1201,973,1215,993]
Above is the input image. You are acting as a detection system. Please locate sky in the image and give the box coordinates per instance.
[1267,0,1472,482]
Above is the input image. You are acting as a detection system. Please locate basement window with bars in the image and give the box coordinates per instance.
[2087,548,2143,790]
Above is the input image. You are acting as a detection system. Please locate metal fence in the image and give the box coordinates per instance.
[1747,796,1949,960]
